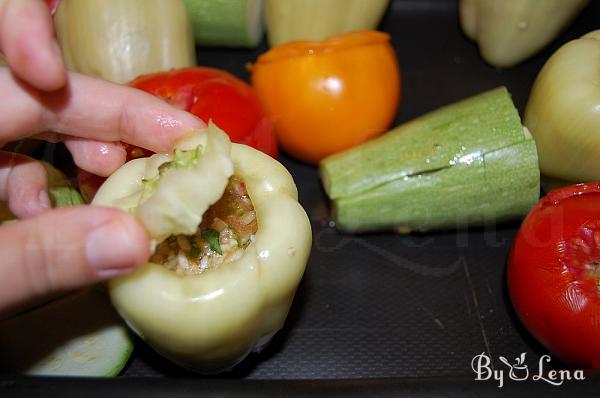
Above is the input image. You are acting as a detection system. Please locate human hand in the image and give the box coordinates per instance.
[0,1,205,316]
[0,0,66,91]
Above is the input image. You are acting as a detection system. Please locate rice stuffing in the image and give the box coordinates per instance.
[150,176,257,275]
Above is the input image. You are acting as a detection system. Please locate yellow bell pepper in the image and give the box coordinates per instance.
[524,30,600,184]
[54,0,196,83]
[92,124,312,372]
[460,0,588,68]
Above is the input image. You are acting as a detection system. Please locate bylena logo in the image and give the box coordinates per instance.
[471,352,585,388]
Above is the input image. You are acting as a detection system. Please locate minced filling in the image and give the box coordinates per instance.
[150,177,257,275]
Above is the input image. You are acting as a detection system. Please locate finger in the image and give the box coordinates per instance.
[29,132,127,176]
[0,0,66,91]
[0,69,206,152]
[64,137,126,177]
[0,151,50,218]
[29,131,61,143]
[0,206,150,316]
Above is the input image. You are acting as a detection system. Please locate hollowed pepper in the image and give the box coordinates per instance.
[92,124,312,372]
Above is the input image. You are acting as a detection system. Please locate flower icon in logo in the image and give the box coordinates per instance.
[499,353,529,381]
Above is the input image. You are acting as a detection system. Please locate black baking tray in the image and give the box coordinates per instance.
[3,0,600,396]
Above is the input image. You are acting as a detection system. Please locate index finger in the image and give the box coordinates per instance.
[0,69,205,153]
[0,0,67,91]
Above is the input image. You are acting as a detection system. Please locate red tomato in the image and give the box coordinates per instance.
[508,183,600,367]
[77,67,276,201]
[130,67,277,158]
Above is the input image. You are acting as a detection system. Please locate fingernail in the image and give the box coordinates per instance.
[85,220,146,276]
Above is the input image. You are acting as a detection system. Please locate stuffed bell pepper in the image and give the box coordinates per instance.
[92,123,312,372]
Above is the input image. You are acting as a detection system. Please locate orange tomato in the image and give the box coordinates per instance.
[250,30,401,164]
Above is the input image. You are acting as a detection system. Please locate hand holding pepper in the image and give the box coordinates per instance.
[0,0,204,317]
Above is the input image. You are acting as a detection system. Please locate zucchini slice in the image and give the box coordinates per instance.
[0,288,132,377]
[320,87,540,233]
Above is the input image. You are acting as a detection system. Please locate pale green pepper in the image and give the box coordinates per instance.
[460,0,588,67]
[54,0,196,83]
[524,30,600,185]
[265,0,389,47]
[92,124,312,372]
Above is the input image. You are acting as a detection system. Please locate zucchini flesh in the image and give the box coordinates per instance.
[319,87,540,233]
[0,161,83,222]
[182,0,264,48]
[0,288,132,377]
[41,161,85,208]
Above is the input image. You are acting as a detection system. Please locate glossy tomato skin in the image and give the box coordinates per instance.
[508,183,600,367]
[77,67,276,201]
[251,30,401,164]
[130,67,277,158]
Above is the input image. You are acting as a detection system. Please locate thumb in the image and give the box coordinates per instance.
[0,206,150,315]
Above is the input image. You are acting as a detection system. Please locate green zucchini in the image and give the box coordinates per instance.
[0,288,133,376]
[0,161,83,222]
[182,0,264,48]
[319,87,540,233]
[41,161,84,208]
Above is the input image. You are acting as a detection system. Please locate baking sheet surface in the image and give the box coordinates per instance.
[4,0,600,395]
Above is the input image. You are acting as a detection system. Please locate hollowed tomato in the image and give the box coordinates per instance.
[251,30,401,164]
[508,182,600,367]
[78,67,276,201]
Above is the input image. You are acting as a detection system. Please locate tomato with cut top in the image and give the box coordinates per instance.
[77,67,276,201]
[508,182,600,367]
[130,67,277,159]
[251,30,401,164]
